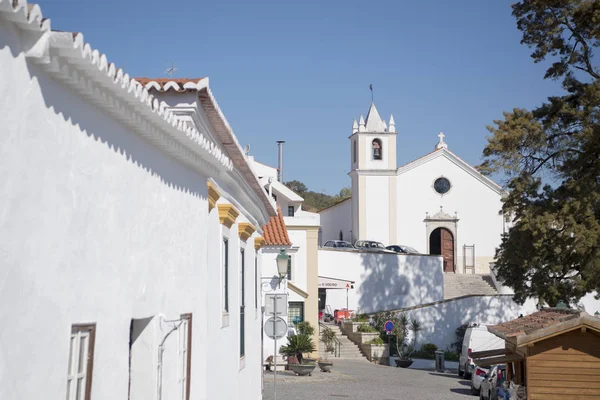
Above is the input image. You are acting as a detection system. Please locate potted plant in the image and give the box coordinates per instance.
[279,333,316,376]
[318,326,337,372]
[393,314,422,368]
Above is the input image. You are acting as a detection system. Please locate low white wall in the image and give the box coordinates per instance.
[318,250,444,314]
[396,295,538,351]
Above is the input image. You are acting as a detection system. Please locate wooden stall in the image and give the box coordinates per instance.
[471,308,600,400]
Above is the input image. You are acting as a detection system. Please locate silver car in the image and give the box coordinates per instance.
[323,240,355,250]
[354,240,394,253]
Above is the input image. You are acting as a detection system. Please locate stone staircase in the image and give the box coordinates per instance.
[443,274,498,299]
[318,322,368,360]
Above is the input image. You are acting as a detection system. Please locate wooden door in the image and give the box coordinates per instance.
[441,229,454,272]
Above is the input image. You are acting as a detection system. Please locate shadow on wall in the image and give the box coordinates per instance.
[405,295,530,350]
[29,62,209,199]
[357,253,443,314]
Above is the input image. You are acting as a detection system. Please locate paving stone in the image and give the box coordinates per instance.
[262,358,474,400]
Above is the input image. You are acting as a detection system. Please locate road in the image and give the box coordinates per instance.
[262,359,473,400]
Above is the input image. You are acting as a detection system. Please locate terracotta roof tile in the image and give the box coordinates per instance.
[488,308,580,337]
[262,207,291,246]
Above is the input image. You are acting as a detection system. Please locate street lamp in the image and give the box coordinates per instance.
[276,249,289,287]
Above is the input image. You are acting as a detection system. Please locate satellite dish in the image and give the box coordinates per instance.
[243,144,251,156]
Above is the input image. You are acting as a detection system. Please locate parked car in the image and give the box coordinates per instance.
[323,240,355,249]
[386,244,421,254]
[471,365,489,396]
[458,324,505,379]
[479,364,506,400]
[354,240,393,252]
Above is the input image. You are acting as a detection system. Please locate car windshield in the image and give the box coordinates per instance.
[401,246,419,253]
[374,243,385,248]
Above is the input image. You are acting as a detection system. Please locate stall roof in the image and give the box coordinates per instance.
[488,308,600,347]
[318,276,355,289]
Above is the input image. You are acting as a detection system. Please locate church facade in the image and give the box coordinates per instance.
[319,102,507,274]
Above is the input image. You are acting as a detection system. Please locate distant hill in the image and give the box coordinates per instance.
[284,180,350,212]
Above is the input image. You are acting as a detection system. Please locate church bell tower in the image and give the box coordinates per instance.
[348,102,398,243]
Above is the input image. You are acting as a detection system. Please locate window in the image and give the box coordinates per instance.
[287,255,292,281]
[287,302,304,325]
[433,177,451,194]
[372,139,382,160]
[178,314,192,400]
[240,249,245,358]
[223,238,229,313]
[66,324,96,400]
[272,194,277,201]
[288,206,295,217]
[353,140,357,163]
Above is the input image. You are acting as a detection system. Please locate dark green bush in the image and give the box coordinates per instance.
[357,324,377,333]
[421,343,438,356]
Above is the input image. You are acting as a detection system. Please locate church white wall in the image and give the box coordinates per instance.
[318,250,444,314]
[0,22,262,400]
[400,296,538,351]
[396,154,504,273]
[364,176,391,244]
[319,199,352,244]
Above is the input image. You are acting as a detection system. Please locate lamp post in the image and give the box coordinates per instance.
[272,249,289,400]
[276,249,289,288]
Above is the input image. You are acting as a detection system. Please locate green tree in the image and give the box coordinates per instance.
[285,180,308,195]
[479,0,600,306]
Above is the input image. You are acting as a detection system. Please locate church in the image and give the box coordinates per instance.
[319,102,507,275]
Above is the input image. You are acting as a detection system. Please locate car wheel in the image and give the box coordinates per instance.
[464,364,472,379]
[458,365,464,377]
[471,383,479,396]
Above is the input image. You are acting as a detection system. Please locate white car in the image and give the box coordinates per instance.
[458,324,504,379]
[479,364,507,400]
[471,365,489,396]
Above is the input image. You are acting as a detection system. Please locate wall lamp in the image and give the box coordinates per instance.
[276,249,289,287]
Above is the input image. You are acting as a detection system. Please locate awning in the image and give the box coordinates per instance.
[318,276,355,289]
[473,353,523,367]
[470,349,512,359]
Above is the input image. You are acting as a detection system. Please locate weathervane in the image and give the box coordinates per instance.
[165,62,178,78]
[370,84,374,103]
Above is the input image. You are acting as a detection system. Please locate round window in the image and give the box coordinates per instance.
[434,177,451,194]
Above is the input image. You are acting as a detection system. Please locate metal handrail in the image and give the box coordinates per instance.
[319,321,342,358]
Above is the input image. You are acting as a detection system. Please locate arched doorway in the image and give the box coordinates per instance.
[430,227,455,273]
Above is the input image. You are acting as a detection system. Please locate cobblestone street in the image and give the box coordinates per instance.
[262,359,472,400]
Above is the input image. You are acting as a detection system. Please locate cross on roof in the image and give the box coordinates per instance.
[436,131,448,150]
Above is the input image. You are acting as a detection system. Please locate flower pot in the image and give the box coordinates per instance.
[289,363,316,376]
[394,359,413,368]
[318,361,333,373]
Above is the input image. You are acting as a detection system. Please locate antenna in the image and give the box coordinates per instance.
[370,84,374,103]
[165,62,178,78]
[243,144,251,156]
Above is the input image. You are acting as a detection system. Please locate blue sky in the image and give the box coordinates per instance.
[37,0,562,195]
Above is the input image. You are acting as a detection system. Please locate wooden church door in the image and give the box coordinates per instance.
[441,228,454,272]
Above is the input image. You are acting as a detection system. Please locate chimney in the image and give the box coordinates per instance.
[276,141,285,182]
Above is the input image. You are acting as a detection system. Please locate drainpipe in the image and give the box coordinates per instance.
[157,317,183,400]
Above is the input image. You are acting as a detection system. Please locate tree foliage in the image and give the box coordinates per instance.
[284,180,351,212]
[480,0,600,306]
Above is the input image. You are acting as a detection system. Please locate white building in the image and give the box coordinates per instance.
[320,102,507,274]
[0,2,275,399]
[249,157,321,360]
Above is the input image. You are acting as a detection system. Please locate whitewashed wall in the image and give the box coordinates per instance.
[318,250,444,314]
[364,175,391,245]
[0,21,263,400]
[319,199,352,244]
[396,153,504,273]
[397,296,538,351]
